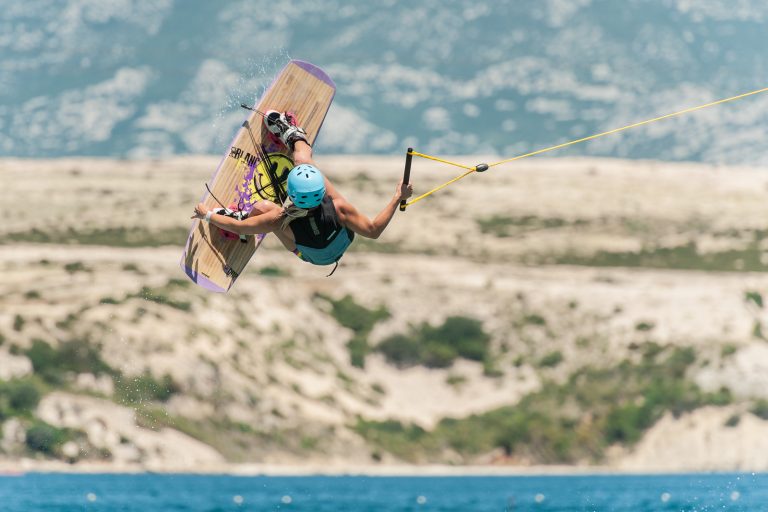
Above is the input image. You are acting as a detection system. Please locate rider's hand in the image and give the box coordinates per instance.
[396,180,414,201]
[191,203,211,219]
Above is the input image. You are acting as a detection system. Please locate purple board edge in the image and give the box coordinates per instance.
[181,259,229,293]
[293,60,336,89]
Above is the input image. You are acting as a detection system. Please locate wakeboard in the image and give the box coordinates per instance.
[181,60,336,292]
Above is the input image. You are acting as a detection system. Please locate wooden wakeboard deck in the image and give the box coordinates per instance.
[181,60,336,292]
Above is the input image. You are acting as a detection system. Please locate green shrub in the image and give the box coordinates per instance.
[666,347,696,378]
[522,314,547,326]
[376,334,422,368]
[376,316,491,369]
[353,418,429,462]
[603,403,652,444]
[26,339,59,381]
[13,315,25,331]
[482,359,504,378]
[300,436,319,451]
[25,421,68,455]
[446,374,467,387]
[421,342,458,369]
[539,351,564,368]
[553,242,768,273]
[371,383,386,395]
[706,386,733,406]
[640,342,665,362]
[0,378,43,419]
[750,399,768,420]
[635,321,655,332]
[25,338,113,384]
[346,336,369,368]
[114,372,180,404]
[64,261,88,274]
[324,294,389,334]
[490,409,577,462]
[476,215,573,237]
[122,263,141,273]
[8,380,41,413]
[425,316,490,362]
[4,226,188,248]
[318,294,390,368]
[58,339,112,374]
[745,291,764,309]
[258,265,290,277]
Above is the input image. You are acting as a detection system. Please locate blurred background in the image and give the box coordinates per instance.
[3,1,768,510]
[2,0,767,162]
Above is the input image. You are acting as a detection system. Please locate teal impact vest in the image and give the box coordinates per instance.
[290,196,354,265]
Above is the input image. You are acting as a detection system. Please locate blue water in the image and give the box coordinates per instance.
[0,473,764,511]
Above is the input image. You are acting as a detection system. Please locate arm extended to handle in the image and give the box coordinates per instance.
[399,147,413,212]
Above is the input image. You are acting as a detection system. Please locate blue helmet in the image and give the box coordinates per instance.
[287,164,325,208]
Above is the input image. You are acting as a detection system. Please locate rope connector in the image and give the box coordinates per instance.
[474,163,489,173]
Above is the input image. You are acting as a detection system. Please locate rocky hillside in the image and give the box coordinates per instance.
[3,155,768,473]
[6,1,768,163]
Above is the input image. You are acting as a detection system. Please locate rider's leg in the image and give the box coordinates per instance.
[292,140,314,165]
[291,140,344,201]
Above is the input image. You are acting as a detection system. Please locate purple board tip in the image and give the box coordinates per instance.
[180,259,228,293]
[292,60,336,89]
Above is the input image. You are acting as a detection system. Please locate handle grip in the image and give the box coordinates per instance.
[399,147,413,212]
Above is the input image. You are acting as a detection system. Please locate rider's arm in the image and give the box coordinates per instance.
[337,181,412,239]
[204,208,283,235]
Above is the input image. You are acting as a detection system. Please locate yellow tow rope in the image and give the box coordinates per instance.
[401,86,768,209]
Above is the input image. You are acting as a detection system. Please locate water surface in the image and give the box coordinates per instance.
[0,472,763,511]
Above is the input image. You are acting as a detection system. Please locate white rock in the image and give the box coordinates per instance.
[1,419,26,453]
[61,441,79,459]
[0,352,32,381]
[36,392,225,468]
[75,373,114,396]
